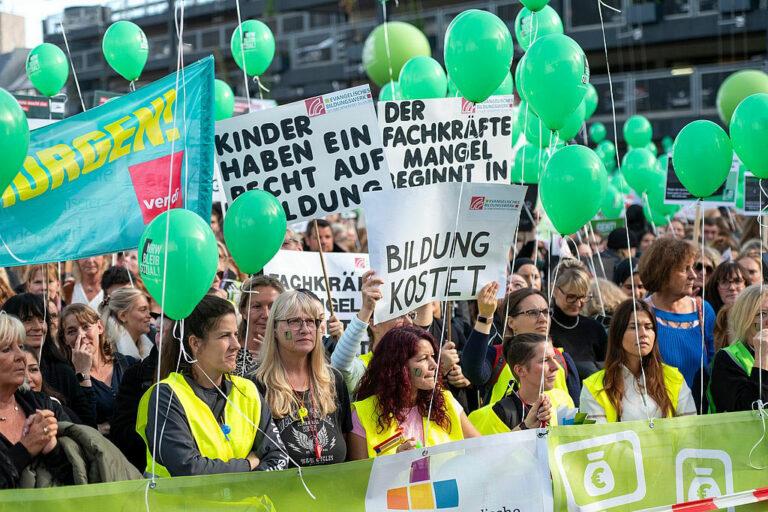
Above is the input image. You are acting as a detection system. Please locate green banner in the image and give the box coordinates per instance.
[548,411,768,511]
[0,459,373,511]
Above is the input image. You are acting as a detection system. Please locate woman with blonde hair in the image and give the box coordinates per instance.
[582,278,627,319]
[550,259,608,379]
[709,285,768,412]
[99,288,153,360]
[63,256,108,309]
[256,290,352,466]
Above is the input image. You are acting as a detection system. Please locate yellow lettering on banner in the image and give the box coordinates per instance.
[105,116,136,162]
[37,145,81,190]
[73,130,112,174]
[133,96,166,151]
[162,89,181,142]
[14,157,51,202]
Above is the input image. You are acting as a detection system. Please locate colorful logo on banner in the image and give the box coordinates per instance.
[305,96,326,117]
[128,151,184,223]
[386,457,459,510]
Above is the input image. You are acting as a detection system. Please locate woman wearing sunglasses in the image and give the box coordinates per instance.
[550,259,608,380]
[709,285,768,412]
[256,290,352,467]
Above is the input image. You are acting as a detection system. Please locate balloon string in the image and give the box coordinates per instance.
[253,76,270,99]
[234,0,252,113]
[60,18,86,112]
[642,191,658,235]
[0,232,27,263]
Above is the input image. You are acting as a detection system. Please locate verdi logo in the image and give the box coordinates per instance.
[128,151,184,223]
[553,431,646,512]
[386,457,459,510]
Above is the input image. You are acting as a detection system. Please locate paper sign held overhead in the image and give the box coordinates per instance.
[379,96,516,189]
[216,85,392,222]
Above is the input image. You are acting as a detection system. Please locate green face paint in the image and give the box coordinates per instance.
[284,331,293,340]
[412,367,422,377]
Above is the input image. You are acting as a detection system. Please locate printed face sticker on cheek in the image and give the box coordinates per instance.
[284,331,293,340]
[412,367,422,377]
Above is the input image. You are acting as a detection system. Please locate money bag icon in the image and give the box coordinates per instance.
[688,467,721,501]
[584,450,615,497]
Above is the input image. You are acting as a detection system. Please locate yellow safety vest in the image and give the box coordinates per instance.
[136,372,261,477]
[469,387,573,435]
[490,351,571,405]
[358,351,374,368]
[582,364,684,423]
[352,390,463,458]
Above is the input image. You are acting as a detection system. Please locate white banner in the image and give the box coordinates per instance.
[379,96,516,188]
[263,250,370,329]
[364,182,524,323]
[365,431,553,511]
[216,85,392,222]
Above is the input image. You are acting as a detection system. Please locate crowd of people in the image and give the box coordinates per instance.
[0,204,766,488]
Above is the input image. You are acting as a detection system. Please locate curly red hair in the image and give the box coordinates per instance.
[356,326,452,435]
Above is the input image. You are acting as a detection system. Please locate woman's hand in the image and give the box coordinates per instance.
[328,316,344,339]
[396,438,418,453]
[524,394,552,429]
[246,451,260,471]
[358,271,384,323]
[752,329,768,369]
[477,282,499,318]
[446,365,471,388]
[439,341,459,376]
[71,334,92,377]
[20,410,58,457]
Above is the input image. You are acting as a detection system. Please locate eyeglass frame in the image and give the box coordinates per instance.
[557,287,592,304]
[278,317,323,331]
[510,307,550,319]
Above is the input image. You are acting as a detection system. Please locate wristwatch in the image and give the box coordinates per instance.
[476,315,492,325]
[76,372,88,383]
[519,421,529,430]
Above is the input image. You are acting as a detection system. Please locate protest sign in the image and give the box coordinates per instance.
[263,250,370,329]
[740,172,767,216]
[549,411,768,511]
[518,184,539,232]
[0,57,214,266]
[590,218,625,238]
[364,182,525,323]
[365,430,552,512]
[233,97,277,115]
[664,154,738,206]
[216,85,392,222]
[13,93,65,119]
[379,96,515,188]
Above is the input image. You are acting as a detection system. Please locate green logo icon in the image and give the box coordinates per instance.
[675,449,734,511]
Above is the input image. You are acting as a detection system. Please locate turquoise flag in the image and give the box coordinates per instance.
[0,57,214,266]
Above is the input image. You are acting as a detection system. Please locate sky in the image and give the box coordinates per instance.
[2,0,105,47]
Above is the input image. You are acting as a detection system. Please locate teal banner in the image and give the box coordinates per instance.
[0,57,214,266]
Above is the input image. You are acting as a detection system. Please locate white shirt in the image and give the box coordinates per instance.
[71,283,104,310]
[114,329,153,360]
[580,365,697,423]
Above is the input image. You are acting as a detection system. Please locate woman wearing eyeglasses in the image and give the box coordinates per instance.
[549,259,608,380]
[638,238,715,399]
[704,262,746,315]
[708,285,768,412]
[692,248,720,298]
[255,290,352,467]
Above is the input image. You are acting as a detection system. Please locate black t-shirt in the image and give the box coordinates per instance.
[549,304,608,379]
[268,368,352,467]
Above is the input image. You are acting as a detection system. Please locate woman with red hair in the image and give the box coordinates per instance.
[348,326,479,459]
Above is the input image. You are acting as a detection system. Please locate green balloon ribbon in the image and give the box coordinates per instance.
[102,21,149,82]
[231,19,275,77]
[214,79,235,121]
[362,22,431,87]
[224,190,287,274]
[672,120,733,198]
[138,209,219,320]
[0,89,29,196]
[26,43,69,97]
[540,145,607,235]
[399,56,448,100]
[444,10,513,103]
[730,93,768,179]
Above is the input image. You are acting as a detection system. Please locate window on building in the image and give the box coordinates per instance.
[568,0,622,28]
[635,76,692,112]
[698,0,719,11]
[201,29,219,49]
[593,81,627,116]
[701,70,732,109]
[661,0,691,16]
[282,14,304,33]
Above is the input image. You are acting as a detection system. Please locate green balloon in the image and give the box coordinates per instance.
[730,93,768,178]
[644,141,658,156]
[513,144,548,184]
[661,135,674,153]
[0,89,29,196]
[644,178,677,226]
[399,56,447,99]
[589,122,607,143]
[214,79,235,121]
[520,34,589,130]
[622,148,662,194]
[25,44,68,97]
[231,20,275,77]
[584,83,598,119]
[102,21,148,81]
[612,171,631,194]
[521,0,551,11]
[444,10,513,103]
[716,69,768,125]
[604,156,617,173]
[672,120,733,198]
[511,118,522,147]
[601,184,623,218]
[623,115,652,147]
[139,209,218,320]
[363,22,431,87]
[379,81,402,101]
[515,5,563,52]
[557,100,586,142]
[736,164,746,210]
[519,102,552,148]
[446,75,459,98]
[492,71,514,96]
[596,140,616,165]
[540,145,607,235]
[224,190,287,274]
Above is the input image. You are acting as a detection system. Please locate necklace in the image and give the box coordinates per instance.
[551,313,579,330]
[294,382,322,459]
[0,403,19,422]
